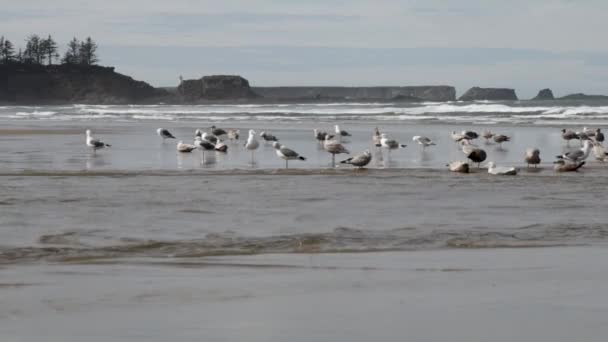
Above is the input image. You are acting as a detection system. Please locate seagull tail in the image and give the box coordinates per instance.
[375,144,381,147]
[555,155,563,159]
[399,144,407,148]
[298,156,306,161]
[429,142,436,146]
[340,158,353,164]
[105,143,112,147]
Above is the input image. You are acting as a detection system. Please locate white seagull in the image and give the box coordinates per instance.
[487,161,518,175]
[380,133,406,152]
[245,129,260,164]
[273,142,306,169]
[85,129,111,154]
[412,135,436,148]
[157,128,176,141]
[177,141,197,153]
[323,135,350,167]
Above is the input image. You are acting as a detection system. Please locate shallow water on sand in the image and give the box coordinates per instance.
[2,116,608,341]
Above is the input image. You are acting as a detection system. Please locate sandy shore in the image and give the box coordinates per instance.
[1,247,607,342]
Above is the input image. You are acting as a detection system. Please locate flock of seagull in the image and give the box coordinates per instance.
[84,124,608,174]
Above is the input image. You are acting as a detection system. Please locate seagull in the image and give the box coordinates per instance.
[85,129,111,154]
[227,129,240,141]
[157,128,176,141]
[260,131,279,142]
[583,127,597,137]
[462,130,479,140]
[214,139,228,153]
[450,131,469,143]
[380,133,406,152]
[210,125,227,137]
[461,140,487,168]
[561,129,579,146]
[592,141,608,162]
[524,148,541,168]
[493,134,510,147]
[313,129,329,142]
[194,136,215,161]
[177,141,197,153]
[245,129,260,164]
[487,161,518,175]
[324,135,350,167]
[594,128,604,143]
[335,125,352,137]
[273,142,306,169]
[201,132,218,144]
[412,135,436,148]
[340,150,372,168]
[372,127,382,147]
[556,140,592,163]
[446,161,470,173]
[482,130,494,143]
[553,160,585,172]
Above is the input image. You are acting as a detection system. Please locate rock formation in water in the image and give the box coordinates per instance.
[558,93,608,100]
[0,63,168,104]
[177,75,258,101]
[532,88,554,100]
[252,86,456,102]
[458,87,518,101]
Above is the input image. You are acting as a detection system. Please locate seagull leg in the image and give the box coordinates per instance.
[332,154,335,168]
[285,160,289,169]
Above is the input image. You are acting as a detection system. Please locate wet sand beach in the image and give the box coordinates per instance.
[2,103,608,341]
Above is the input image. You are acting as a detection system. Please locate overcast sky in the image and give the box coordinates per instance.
[4,0,608,97]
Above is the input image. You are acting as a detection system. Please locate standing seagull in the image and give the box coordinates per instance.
[245,129,260,164]
[561,129,579,146]
[340,150,372,168]
[227,129,240,141]
[556,140,592,163]
[524,148,541,168]
[493,134,510,147]
[201,132,218,144]
[461,140,487,168]
[260,131,279,142]
[592,141,608,162]
[194,136,215,161]
[324,135,350,167]
[482,130,494,143]
[273,142,306,169]
[372,127,382,147]
[313,129,329,142]
[594,128,604,143]
[85,129,111,154]
[157,128,176,141]
[335,125,352,138]
[412,136,436,148]
[380,133,407,152]
[210,125,227,137]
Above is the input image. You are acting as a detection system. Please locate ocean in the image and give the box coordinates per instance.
[1,100,608,341]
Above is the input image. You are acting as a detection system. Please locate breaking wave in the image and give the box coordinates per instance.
[1,224,606,264]
[2,101,608,125]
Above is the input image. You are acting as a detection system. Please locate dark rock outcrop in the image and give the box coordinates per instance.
[0,63,168,104]
[532,88,554,100]
[558,93,608,100]
[252,86,456,102]
[177,75,258,101]
[458,87,518,101]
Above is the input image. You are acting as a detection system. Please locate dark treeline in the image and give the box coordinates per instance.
[0,35,98,66]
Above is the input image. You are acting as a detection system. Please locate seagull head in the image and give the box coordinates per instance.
[249,129,256,136]
[487,161,496,169]
[272,142,281,149]
[85,129,91,136]
[412,136,420,142]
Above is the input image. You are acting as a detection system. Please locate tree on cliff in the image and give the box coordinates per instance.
[61,37,80,64]
[0,37,16,63]
[78,37,98,65]
[40,35,59,65]
[24,34,44,64]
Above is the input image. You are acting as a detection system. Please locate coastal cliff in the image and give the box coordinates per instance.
[0,63,168,104]
[252,86,456,102]
[459,87,518,101]
[177,75,258,101]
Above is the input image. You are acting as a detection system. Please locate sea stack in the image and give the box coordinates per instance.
[458,87,518,101]
[532,88,554,100]
[177,75,259,101]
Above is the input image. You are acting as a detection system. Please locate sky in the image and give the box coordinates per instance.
[3,0,608,98]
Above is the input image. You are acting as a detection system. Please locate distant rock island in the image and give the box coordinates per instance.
[459,87,518,101]
[252,86,456,102]
[558,93,608,100]
[532,88,554,100]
